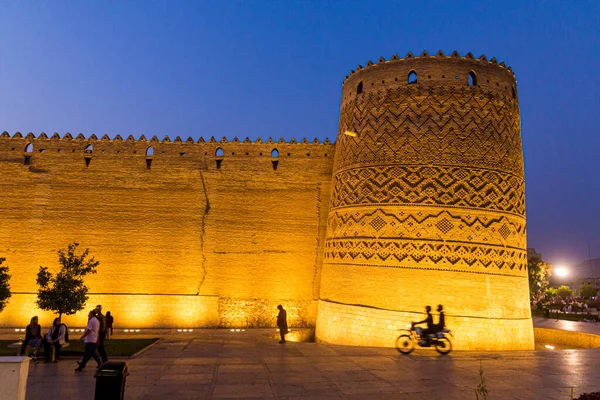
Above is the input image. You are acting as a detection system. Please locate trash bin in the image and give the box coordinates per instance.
[94,362,129,400]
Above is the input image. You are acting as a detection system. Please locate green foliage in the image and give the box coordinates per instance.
[544,287,558,297]
[474,360,489,400]
[528,253,551,295]
[579,284,597,299]
[36,243,99,317]
[0,258,11,313]
[557,285,573,299]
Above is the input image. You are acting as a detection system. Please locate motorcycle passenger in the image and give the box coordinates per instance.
[432,304,445,334]
[412,305,434,345]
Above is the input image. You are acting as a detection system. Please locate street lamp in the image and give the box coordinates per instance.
[554,266,568,278]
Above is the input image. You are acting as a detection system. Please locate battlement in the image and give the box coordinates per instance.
[1,131,333,145]
[341,50,518,104]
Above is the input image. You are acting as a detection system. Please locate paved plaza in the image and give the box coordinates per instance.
[19,323,600,400]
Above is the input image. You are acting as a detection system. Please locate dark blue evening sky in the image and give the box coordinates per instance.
[1,1,599,267]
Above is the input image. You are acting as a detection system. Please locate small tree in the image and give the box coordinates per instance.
[0,258,11,313]
[36,243,99,318]
[557,285,573,299]
[580,284,597,300]
[527,252,551,295]
[545,287,558,297]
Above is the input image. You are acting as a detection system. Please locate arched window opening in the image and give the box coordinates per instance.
[215,147,223,157]
[512,86,516,99]
[468,71,477,86]
[408,71,417,84]
[146,146,154,156]
[356,81,363,94]
[24,143,33,153]
[271,149,279,158]
[85,144,93,154]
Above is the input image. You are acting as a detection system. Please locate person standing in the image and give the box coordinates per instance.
[44,318,67,363]
[95,305,108,363]
[75,310,102,372]
[276,305,288,344]
[105,311,114,339]
[21,316,42,362]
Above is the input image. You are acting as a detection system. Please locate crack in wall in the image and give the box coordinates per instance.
[312,182,322,299]
[196,170,210,295]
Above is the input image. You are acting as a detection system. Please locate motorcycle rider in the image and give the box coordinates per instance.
[412,305,434,345]
[432,304,445,334]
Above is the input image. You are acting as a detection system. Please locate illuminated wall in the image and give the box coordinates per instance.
[315,51,534,350]
[0,134,333,328]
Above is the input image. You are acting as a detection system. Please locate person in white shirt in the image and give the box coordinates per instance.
[75,310,102,371]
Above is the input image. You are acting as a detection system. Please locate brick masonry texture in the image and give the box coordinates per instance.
[0,52,533,350]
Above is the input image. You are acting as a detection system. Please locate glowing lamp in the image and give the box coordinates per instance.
[178,329,182,332]
[14,329,19,332]
[545,345,555,350]
[135,329,140,332]
[555,267,568,278]
[124,329,129,332]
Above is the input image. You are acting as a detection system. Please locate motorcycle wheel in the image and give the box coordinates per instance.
[435,337,452,355]
[395,334,414,354]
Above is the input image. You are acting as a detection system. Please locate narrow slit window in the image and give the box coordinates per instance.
[468,71,477,86]
[408,71,417,84]
[356,81,363,94]
[216,159,222,169]
[24,156,31,165]
[512,86,516,99]
[272,160,279,171]
[146,159,152,170]
[85,157,91,167]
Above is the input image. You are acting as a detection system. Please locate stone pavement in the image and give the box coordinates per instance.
[22,329,600,400]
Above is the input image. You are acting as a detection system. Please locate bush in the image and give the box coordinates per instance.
[575,392,600,400]
[557,285,572,299]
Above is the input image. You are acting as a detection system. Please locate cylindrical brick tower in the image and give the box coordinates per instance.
[315,50,533,351]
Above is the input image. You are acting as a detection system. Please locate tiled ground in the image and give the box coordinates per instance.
[23,327,600,400]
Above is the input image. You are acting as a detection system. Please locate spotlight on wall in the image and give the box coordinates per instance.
[135,329,140,332]
[14,328,19,332]
[545,345,555,350]
[344,130,358,137]
[124,329,129,332]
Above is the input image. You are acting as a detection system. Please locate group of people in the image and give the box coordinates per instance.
[20,305,114,369]
[412,305,446,345]
[21,316,68,363]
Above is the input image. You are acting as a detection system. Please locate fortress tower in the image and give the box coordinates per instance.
[315,51,533,350]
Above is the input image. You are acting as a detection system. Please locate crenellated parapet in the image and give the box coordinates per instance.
[341,50,518,105]
[0,132,335,170]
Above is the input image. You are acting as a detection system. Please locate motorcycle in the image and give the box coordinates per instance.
[395,324,453,355]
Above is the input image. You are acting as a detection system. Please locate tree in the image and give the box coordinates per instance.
[544,287,558,297]
[580,284,597,299]
[36,243,99,318]
[557,285,572,299]
[527,252,551,295]
[0,257,11,313]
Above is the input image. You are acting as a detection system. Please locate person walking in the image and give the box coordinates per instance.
[105,311,114,339]
[44,318,67,363]
[276,305,288,344]
[95,305,108,363]
[75,310,102,372]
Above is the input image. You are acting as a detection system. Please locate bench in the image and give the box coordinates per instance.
[6,341,69,356]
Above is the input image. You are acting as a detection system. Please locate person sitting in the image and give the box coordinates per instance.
[20,316,42,362]
[44,318,67,363]
[412,306,434,344]
[432,304,446,334]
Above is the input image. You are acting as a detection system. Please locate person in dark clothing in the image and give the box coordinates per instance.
[432,304,445,333]
[412,306,434,342]
[20,316,42,362]
[105,311,114,339]
[94,305,108,363]
[276,305,288,344]
[44,318,67,363]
